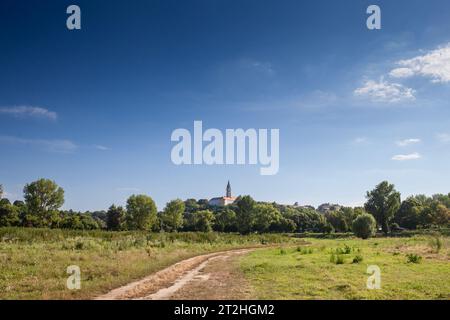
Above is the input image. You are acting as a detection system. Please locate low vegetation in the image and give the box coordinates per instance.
[0,227,295,299]
[240,236,450,299]
[0,180,449,300]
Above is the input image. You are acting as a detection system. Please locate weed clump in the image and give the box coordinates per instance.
[352,255,363,264]
[296,247,313,254]
[429,236,443,253]
[330,252,345,264]
[406,253,422,264]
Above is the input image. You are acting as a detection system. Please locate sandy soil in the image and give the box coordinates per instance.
[95,248,255,300]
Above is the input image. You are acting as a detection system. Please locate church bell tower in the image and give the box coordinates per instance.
[226,181,231,198]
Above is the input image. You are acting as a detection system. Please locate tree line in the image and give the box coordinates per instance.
[0,179,448,237]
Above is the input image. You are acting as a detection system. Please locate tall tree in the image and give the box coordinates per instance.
[365,181,401,234]
[395,197,423,229]
[214,208,237,232]
[126,194,157,230]
[23,178,64,227]
[160,199,185,232]
[0,201,20,227]
[235,195,256,234]
[192,210,215,232]
[253,203,281,233]
[106,205,126,231]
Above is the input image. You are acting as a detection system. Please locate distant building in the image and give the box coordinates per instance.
[317,203,342,213]
[293,202,315,210]
[208,181,238,206]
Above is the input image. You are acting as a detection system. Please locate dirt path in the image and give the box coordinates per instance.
[95,248,256,300]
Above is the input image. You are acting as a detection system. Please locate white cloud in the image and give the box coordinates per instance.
[2,191,18,199]
[436,133,450,143]
[94,145,110,151]
[352,137,368,144]
[0,106,57,120]
[396,138,421,147]
[391,152,421,161]
[354,79,416,103]
[389,67,415,78]
[0,136,77,153]
[390,43,450,83]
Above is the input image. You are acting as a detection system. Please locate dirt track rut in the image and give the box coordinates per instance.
[95,248,255,300]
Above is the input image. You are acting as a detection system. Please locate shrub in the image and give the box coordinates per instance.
[334,244,352,255]
[335,254,345,264]
[330,252,345,264]
[429,236,443,253]
[352,255,363,263]
[352,214,377,239]
[406,253,422,263]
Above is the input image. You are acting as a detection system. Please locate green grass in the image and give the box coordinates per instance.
[0,227,296,300]
[240,236,450,300]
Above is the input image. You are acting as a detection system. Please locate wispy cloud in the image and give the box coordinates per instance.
[436,133,450,143]
[352,137,368,145]
[2,190,18,199]
[241,59,275,76]
[389,67,415,78]
[0,106,57,121]
[391,152,421,161]
[0,136,77,153]
[354,79,416,103]
[396,138,421,147]
[389,43,450,83]
[94,145,110,151]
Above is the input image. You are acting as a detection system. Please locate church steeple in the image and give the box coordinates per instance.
[226,181,231,197]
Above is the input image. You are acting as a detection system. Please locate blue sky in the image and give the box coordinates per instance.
[1,0,449,211]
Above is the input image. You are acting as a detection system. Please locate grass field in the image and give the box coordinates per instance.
[240,235,450,300]
[1,228,449,300]
[0,227,293,300]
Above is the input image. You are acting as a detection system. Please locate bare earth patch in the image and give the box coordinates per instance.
[95,248,256,300]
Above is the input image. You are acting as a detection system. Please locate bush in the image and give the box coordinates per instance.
[330,252,345,264]
[352,214,377,239]
[335,244,352,254]
[335,254,345,264]
[352,255,364,263]
[406,253,422,263]
[429,236,443,253]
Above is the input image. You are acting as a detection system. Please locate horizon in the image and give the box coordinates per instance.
[2,178,448,212]
[1,0,449,211]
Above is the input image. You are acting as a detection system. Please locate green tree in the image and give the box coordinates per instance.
[253,203,281,233]
[0,184,3,199]
[395,197,423,229]
[352,213,377,239]
[126,194,157,230]
[23,179,64,227]
[106,205,126,230]
[271,217,297,233]
[235,195,256,234]
[0,202,20,227]
[192,210,215,232]
[184,199,200,213]
[214,208,237,232]
[325,210,348,232]
[364,181,401,234]
[160,199,185,232]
